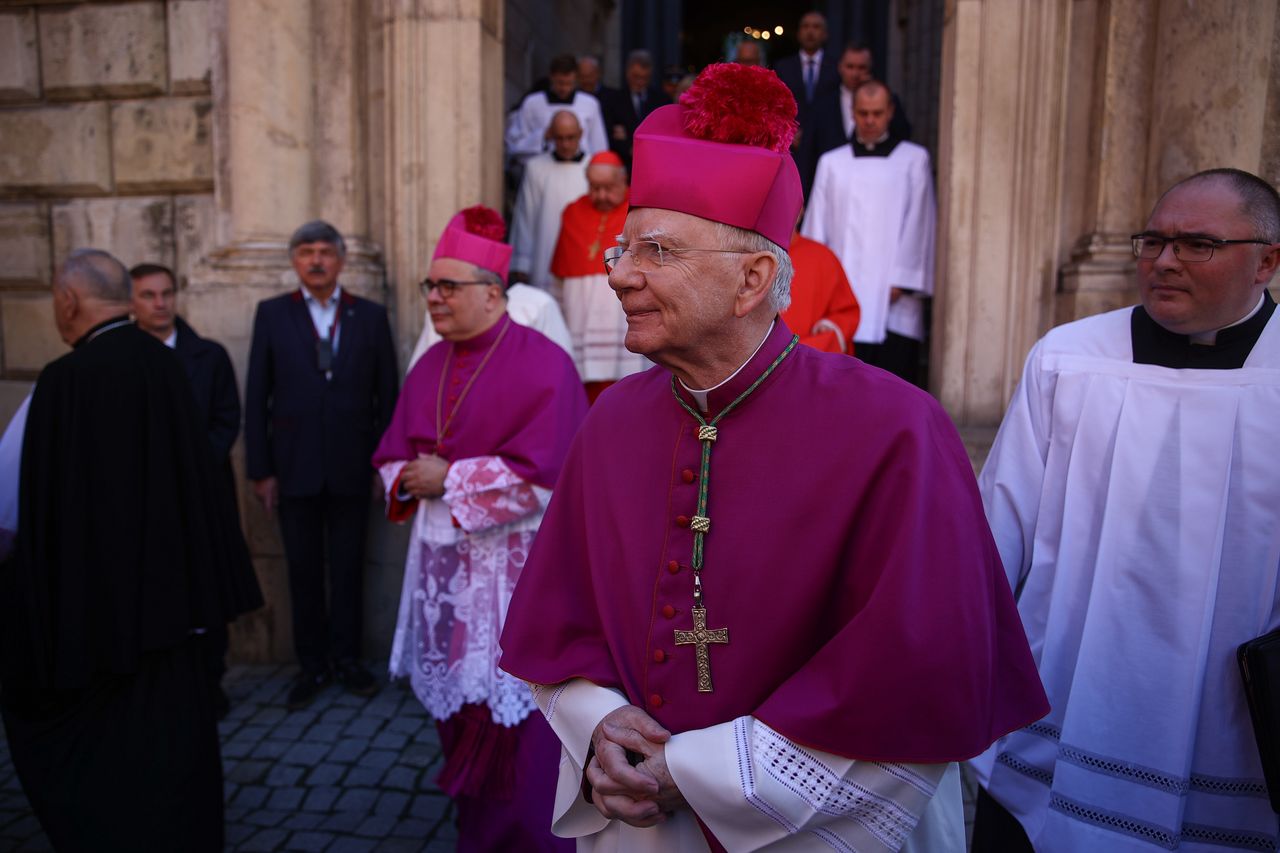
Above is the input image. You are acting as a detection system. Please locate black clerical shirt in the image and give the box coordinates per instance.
[851,129,903,159]
[1131,290,1276,369]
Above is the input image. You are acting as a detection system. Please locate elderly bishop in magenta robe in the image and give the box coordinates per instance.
[500,64,1048,853]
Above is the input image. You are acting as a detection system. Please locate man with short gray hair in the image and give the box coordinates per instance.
[1,249,261,850]
[500,64,1045,851]
[245,220,399,710]
[971,168,1280,851]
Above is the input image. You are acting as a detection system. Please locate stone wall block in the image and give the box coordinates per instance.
[0,9,40,102]
[39,2,167,99]
[0,203,51,286]
[51,196,174,270]
[1,292,65,373]
[0,104,112,196]
[111,97,214,192]
[174,193,216,281]
[168,0,212,94]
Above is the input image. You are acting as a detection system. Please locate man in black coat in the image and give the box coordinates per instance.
[131,261,250,718]
[2,249,262,851]
[601,49,671,166]
[245,221,399,709]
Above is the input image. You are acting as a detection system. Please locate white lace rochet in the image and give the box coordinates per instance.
[380,456,551,727]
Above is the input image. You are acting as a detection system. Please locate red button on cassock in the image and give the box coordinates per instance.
[675,515,690,527]
[661,604,676,619]
[681,469,695,484]
[653,649,666,663]
[667,560,680,574]
[649,694,663,709]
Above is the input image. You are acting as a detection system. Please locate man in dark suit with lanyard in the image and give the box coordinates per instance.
[245,220,399,709]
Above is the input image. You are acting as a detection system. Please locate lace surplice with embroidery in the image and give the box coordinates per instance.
[379,456,551,726]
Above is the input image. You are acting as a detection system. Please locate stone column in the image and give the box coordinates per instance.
[931,0,1075,429]
[187,0,384,662]
[367,0,505,369]
[1144,1,1277,195]
[1055,0,1153,324]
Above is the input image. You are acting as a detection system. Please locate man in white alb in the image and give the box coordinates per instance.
[510,110,590,295]
[971,167,1280,851]
[803,79,934,385]
[506,54,607,171]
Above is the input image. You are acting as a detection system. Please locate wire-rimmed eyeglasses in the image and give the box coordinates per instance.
[603,240,750,273]
[1130,233,1272,263]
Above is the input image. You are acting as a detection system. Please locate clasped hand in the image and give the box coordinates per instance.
[586,705,687,827]
[400,453,449,499]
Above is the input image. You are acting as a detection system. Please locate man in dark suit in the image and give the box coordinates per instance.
[131,261,252,718]
[245,220,399,709]
[773,12,840,201]
[774,11,839,111]
[602,49,671,166]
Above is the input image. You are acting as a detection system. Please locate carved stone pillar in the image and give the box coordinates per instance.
[185,0,385,662]
[1055,0,1153,324]
[931,0,1074,428]
[367,0,506,368]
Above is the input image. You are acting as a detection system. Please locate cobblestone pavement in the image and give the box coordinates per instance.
[0,662,459,852]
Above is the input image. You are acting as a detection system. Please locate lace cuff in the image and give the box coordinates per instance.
[443,456,547,533]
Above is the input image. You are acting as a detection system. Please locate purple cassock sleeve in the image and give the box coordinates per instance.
[499,321,1048,763]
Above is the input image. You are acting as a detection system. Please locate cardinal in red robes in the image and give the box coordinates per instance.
[782,230,861,354]
[553,151,647,402]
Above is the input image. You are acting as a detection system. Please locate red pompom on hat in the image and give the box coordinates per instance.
[678,63,798,153]
[460,205,506,242]
[629,63,803,247]
[433,204,513,281]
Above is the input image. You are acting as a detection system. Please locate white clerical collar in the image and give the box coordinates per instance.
[1189,293,1266,345]
[163,329,177,349]
[855,129,892,150]
[302,284,341,307]
[679,321,775,413]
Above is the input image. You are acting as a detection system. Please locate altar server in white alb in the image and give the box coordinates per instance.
[970,167,1280,852]
[510,110,590,294]
[506,54,608,171]
[802,79,934,385]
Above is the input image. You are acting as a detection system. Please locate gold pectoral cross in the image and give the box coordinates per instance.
[674,606,729,693]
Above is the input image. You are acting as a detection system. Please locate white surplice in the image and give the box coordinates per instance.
[380,457,552,726]
[558,272,648,382]
[506,91,608,166]
[511,154,589,292]
[971,306,1280,850]
[801,143,935,345]
[408,284,573,372]
[530,679,965,852]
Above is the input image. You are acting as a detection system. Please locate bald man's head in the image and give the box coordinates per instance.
[549,110,584,160]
